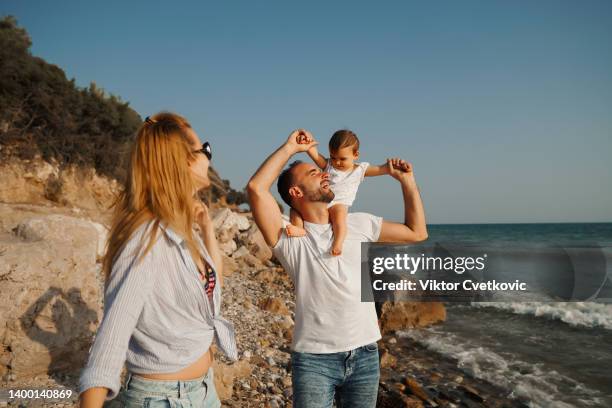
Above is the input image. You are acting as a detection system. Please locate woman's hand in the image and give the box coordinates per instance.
[193,199,211,230]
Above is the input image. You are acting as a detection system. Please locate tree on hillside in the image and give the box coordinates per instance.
[0,15,141,182]
[0,16,247,205]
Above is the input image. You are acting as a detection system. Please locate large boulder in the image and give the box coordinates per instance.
[212,208,250,233]
[221,254,238,276]
[212,208,250,256]
[211,209,272,262]
[378,302,446,334]
[218,239,237,256]
[0,214,104,380]
[13,215,108,260]
[242,224,272,262]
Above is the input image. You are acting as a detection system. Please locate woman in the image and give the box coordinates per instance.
[78,112,236,408]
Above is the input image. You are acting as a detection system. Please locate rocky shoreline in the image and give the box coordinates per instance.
[1,203,527,408]
[377,335,531,408]
[206,241,530,408]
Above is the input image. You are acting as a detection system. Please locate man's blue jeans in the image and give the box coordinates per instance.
[291,342,380,408]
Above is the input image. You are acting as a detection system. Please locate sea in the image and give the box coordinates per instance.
[397,223,612,408]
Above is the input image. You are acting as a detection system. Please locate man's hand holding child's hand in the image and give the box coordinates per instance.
[287,129,318,153]
[387,157,416,184]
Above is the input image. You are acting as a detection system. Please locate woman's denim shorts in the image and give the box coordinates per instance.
[104,367,220,408]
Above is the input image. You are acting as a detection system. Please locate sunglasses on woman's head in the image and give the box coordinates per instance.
[194,142,212,160]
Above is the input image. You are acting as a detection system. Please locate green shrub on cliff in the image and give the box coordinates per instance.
[0,16,140,183]
[0,16,247,205]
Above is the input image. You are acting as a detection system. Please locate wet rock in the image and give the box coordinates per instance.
[394,382,406,392]
[429,371,443,383]
[377,390,423,408]
[380,349,397,369]
[458,384,485,403]
[400,395,425,408]
[379,302,446,333]
[404,377,437,406]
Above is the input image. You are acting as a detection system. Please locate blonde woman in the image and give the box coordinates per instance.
[78,112,236,408]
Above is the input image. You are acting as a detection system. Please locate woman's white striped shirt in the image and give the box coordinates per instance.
[78,220,237,400]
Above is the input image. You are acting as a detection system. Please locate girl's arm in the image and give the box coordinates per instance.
[307,144,328,170]
[365,162,390,177]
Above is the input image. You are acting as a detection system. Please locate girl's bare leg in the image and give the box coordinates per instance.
[329,204,348,255]
[286,207,307,237]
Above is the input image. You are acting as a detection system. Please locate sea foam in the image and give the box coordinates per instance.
[398,327,606,408]
[471,301,612,330]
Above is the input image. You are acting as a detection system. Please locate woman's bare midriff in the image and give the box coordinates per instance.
[135,347,213,380]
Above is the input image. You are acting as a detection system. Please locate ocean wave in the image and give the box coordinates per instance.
[470,301,612,330]
[397,328,606,408]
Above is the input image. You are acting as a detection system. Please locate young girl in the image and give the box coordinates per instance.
[286,129,389,255]
[78,112,236,408]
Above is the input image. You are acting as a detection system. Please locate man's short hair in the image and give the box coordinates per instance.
[277,160,303,208]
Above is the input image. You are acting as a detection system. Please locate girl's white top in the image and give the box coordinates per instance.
[325,161,369,207]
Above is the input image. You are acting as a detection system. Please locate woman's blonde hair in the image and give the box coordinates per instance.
[102,112,203,282]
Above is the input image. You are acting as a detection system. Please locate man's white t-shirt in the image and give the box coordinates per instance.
[272,212,383,353]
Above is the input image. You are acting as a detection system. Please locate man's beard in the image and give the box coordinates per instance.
[302,184,335,203]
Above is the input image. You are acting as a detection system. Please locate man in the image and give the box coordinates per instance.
[247,129,427,408]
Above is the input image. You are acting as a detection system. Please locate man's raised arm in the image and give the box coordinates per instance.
[378,158,428,243]
[246,129,317,247]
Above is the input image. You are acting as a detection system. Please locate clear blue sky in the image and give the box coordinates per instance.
[3,0,611,223]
